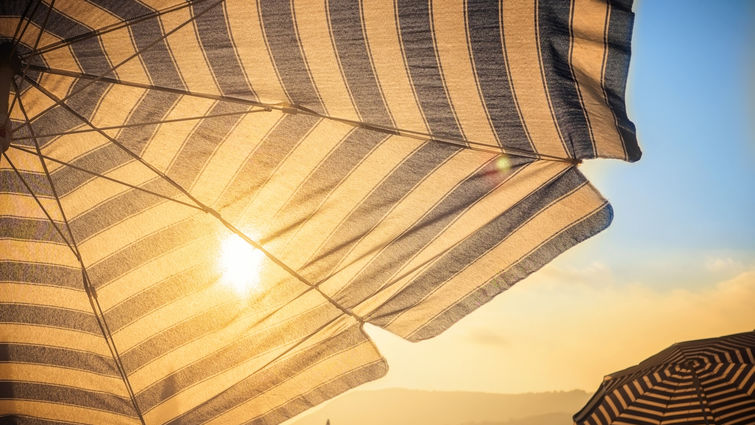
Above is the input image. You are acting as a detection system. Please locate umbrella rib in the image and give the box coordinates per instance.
[1,152,74,251]
[7,144,204,212]
[24,74,365,324]
[15,80,81,252]
[2,0,53,133]
[20,0,226,126]
[188,170,563,342]
[306,159,533,305]
[166,313,349,424]
[12,107,271,138]
[21,0,209,60]
[363,174,598,329]
[8,0,42,58]
[3,153,145,424]
[26,64,579,164]
[14,85,148,425]
[26,0,54,56]
[7,0,35,49]
[80,270,148,425]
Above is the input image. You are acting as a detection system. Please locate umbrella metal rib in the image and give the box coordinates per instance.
[14,82,77,260]
[7,1,35,46]
[9,96,580,344]
[26,64,579,164]
[367,186,609,333]
[21,0,209,60]
[16,0,52,61]
[12,0,574,164]
[7,0,42,59]
[15,69,408,424]
[8,140,551,372]
[10,107,271,139]
[1,0,51,146]
[7,144,204,211]
[13,66,374,423]
[2,152,73,250]
[13,84,148,425]
[5,4,160,414]
[166,312,384,424]
[17,0,226,126]
[24,74,365,323]
[8,1,498,371]
[5,151,147,425]
[6,143,340,423]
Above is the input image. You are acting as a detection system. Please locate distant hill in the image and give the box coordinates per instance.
[284,388,589,425]
[459,412,575,425]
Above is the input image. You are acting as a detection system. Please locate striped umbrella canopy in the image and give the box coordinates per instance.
[0,1,638,424]
[574,331,755,425]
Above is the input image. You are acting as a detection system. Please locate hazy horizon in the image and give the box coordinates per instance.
[285,387,592,425]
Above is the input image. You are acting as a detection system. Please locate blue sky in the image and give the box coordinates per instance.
[628,0,754,248]
[579,0,755,288]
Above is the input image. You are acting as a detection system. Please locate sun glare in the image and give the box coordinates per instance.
[220,234,265,296]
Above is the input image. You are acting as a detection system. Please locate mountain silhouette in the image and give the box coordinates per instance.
[284,388,589,425]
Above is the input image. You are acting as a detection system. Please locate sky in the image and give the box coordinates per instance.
[354,0,755,395]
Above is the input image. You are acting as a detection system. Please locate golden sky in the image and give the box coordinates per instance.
[361,251,755,394]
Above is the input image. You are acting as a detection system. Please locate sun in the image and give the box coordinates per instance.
[219,234,265,296]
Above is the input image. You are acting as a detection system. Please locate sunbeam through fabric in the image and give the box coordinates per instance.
[0,1,638,424]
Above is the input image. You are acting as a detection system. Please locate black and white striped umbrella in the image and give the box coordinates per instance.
[574,330,755,425]
[1,1,638,424]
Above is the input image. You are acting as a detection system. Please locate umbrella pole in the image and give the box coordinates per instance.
[0,43,21,153]
[0,42,20,155]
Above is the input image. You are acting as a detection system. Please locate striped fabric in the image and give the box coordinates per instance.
[574,331,755,425]
[0,1,638,424]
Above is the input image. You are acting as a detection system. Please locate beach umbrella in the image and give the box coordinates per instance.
[0,1,638,424]
[574,330,755,425]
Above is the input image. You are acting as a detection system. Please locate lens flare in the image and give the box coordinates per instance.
[219,234,265,296]
[495,156,511,173]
